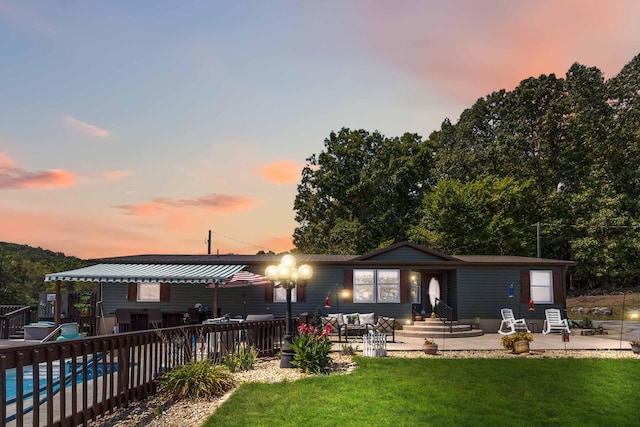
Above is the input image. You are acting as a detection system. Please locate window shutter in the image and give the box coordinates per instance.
[344,270,353,303]
[400,270,409,303]
[552,270,563,304]
[265,282,274,303]
[520,271,530,304]
[297,285,306,302]
[160,283,170,302]
[127,283,137,302]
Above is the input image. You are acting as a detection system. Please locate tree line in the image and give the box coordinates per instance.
[0,242,89,306]
[293,53,640,290]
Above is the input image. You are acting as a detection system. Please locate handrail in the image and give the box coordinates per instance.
[0,306,31,339]
[40,323,64,342]
[435,298,454,332]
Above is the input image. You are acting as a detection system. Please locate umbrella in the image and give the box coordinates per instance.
[205,270,271,316]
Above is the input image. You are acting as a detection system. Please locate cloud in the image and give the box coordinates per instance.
[358,0,640,103]
[0,152,76,190]
[258,160,301,185]
[64,115,110,139]
[116,193,260,217]
[103,170,133,181]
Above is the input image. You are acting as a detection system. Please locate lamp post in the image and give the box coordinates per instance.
[265,254,313,368]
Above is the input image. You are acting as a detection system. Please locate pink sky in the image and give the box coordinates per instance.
[1,1,639,259]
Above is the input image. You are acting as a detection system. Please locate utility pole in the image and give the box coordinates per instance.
[536,222,541,258]
[207,230,211,255]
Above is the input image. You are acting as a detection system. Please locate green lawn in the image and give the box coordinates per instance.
[203,357,640,427]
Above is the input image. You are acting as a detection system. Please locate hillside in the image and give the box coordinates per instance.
[0,241,89,305]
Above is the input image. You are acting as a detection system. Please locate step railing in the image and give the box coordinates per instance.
[0,306,31,339]
[434,298,454,332]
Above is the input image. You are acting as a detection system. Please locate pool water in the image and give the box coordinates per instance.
[5,357,116,405]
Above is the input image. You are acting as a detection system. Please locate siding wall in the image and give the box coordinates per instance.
[455,267,564,320]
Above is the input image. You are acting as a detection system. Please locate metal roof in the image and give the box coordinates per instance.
[45,263,246,284]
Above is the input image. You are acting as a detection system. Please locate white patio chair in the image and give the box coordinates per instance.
[542,308,570,334]
[498,308,530,335]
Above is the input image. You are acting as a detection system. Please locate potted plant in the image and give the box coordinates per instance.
[413,308,422,321]
[630,339,640,354]
[500,331,533,354]
[75,294,92,317]
[422,338,438,355]
[472,317,480,329]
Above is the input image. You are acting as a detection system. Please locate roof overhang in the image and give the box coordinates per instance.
[45,263,247,284]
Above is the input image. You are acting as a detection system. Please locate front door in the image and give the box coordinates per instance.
[422,272,443,314]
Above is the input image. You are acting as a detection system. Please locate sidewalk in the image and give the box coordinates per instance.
[332,320,640,352]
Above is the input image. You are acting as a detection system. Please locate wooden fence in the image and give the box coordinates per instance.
[1,319,292,427]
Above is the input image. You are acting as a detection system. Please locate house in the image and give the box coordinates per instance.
[45,241,575,334]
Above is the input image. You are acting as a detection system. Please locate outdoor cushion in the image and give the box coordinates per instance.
[328,313,345,326]
[359,312,375,326]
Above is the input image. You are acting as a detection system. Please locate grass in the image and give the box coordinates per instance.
[203,357,640,427]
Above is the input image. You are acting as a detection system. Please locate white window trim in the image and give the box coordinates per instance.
[410,271,421,304]
[137,283,161,302]
[530,270,553,304]
[353,269,376,303]
[377,269,400,303]
[274,286,297,303]
[353,269,401,304]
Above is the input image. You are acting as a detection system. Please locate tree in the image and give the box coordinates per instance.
[293,128,434,254]
[409,176,538,255]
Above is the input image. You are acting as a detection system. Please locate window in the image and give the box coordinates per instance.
[353,269,400,303]
[377,270,400,303]
[530,270,553,303]
[137,283,161,302]
[274,286,297,303]
[353,269,375,303]
[410,271,421,304]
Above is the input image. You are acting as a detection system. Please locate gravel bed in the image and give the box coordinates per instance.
[87,350,636,427]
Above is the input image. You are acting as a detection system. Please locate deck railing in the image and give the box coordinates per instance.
[1,318,293,427]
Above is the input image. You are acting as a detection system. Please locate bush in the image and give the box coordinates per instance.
[156,359,235,399]
[290,323,333,374]
[223,345,258,372]
[341,342,358,356]
[501,332,534,351]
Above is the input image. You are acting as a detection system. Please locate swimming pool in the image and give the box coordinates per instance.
[4,356,116,423]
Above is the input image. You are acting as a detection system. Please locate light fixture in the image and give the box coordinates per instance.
[324,282,350,312]
[265,254,313,368]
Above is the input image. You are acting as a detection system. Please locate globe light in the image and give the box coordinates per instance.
[265,265,279,281]
[298,264,313,280]
[281,254,296,268]
[277,263,292,279]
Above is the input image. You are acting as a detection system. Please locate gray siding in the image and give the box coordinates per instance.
[455,267,562,320]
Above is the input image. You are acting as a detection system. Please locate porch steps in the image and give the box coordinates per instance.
[396,318,484,339]
[9,327,25,340]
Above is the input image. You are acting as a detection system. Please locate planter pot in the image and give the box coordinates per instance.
[631,344,640,354]
[414,315,423,321]
[423,344,438,355]
[513,340,530,354]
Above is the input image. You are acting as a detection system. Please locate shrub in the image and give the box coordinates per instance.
[341,342,358,356]
[156,359,235,399]
[223,345,258,372]
[290,323,333,374]
[501,332,534,351]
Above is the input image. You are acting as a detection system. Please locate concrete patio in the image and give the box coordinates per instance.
[332,320,640,352]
